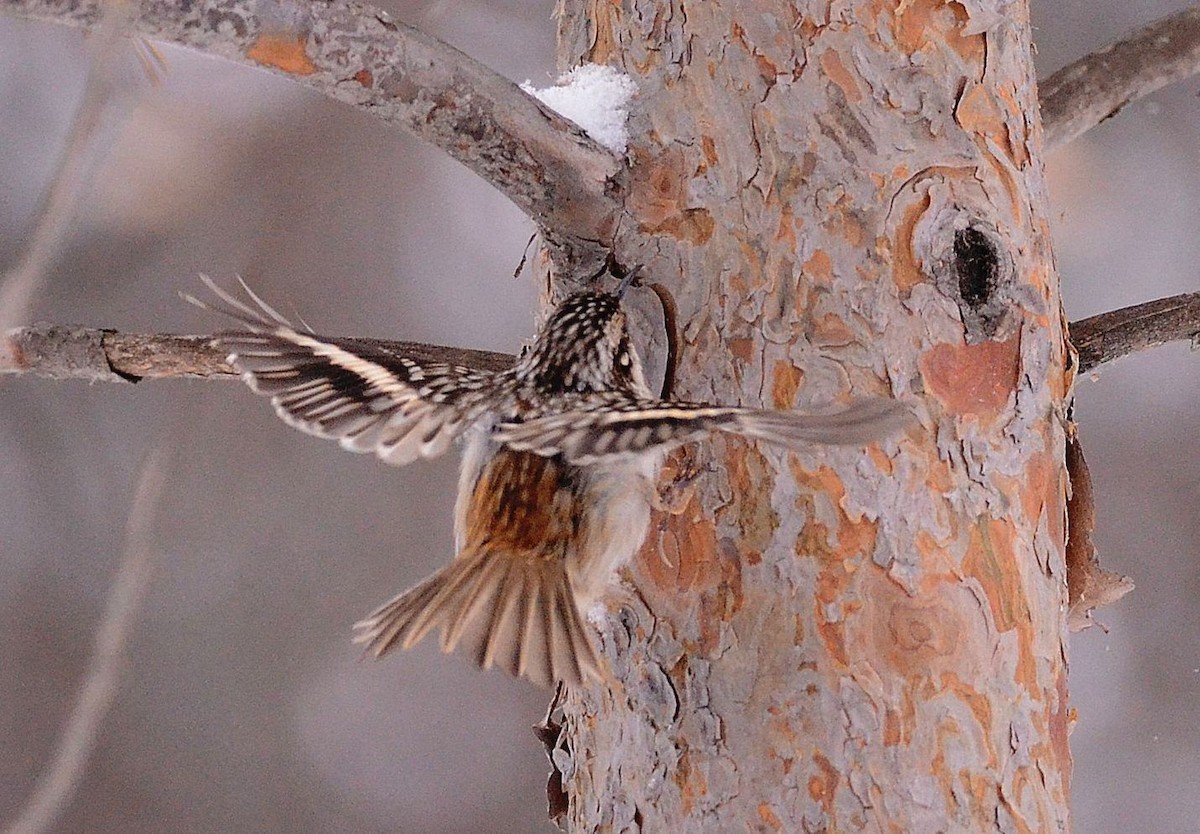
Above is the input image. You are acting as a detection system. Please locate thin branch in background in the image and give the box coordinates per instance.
[0,324,516,382]
[2,446,171,834]
[1,0,625,252]
[1041,6,1200,152]
[1070,290,1200,373]
[0,0,144,340]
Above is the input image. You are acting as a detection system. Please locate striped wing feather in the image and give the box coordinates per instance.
[186,276,498,466]
[496,393,913,464]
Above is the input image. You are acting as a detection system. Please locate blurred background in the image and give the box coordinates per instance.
[0,1,1196,831]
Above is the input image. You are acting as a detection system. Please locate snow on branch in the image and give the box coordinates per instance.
[522,64,638,154]
[1041,6,1200,151]
[0,0,625,249]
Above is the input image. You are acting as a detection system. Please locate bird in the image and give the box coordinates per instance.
[187,273,911,687]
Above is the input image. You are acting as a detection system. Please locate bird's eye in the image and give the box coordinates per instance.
[617,352,630,368]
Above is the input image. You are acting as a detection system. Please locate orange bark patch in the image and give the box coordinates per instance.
[891,192,930,292]
[754,52,780,84]
[919,335,1021,420]
[1006,446,1066,549]
[791,462,879,667]
[940,672,998,768]
[866,445,894,475]
[757,804,783,830]
[799,521,852,663]
[996,84,1031,168]
[775,203,798,249]
[726,336,756,366]
[808,751,839,815]
[791,460,846,505]
[963,519,1022,631]
[629,146,686,227]
[881,691,919,748]
[629,146,714,244]
[698,577,743,656]
[946,2,986,65]
[585,3,619,63]
[883,708,902,746]
[810,312,857,347]
[883,594,965,673]
[819,49,862,103]
[955,83,1021,167]
[962,518,1038,694]
[637,493,745,657]
[353,68,373,87]
[955,84,1005,142]
[862,562,980,684]
[642,516,723,597]
[803,249,833,283]
[1049,669,1073,801]
[247,34,316,76]
[659,209,715,244]
[826,204,867,248]
[771,360,804,409]
[790,465,878,563]
[895,0,984,64]
[672,746,708,815]
[721,444,779,555]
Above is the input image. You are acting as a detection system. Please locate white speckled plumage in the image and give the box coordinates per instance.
[187,275,911,686]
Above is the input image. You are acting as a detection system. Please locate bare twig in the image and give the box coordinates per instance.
[0,0,142,338]
[1,324,515,382]
[1070,291,1200,373]
[1041,6,1200,151]
[0,0,624,253]
[3,446,170,834]
[7,287,1198,383]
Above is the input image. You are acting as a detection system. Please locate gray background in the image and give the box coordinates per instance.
[0,1,1197,831]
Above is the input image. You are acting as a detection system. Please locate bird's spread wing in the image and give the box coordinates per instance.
[185,276,502,466]
[494,392,912,464]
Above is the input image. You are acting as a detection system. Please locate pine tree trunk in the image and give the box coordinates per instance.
[552,1,1073,831]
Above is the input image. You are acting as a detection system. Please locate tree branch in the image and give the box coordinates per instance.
[1070,291,1200,373]
[0,0,139,337]
[3,446,168,834]
[1,324,515,383]
[1041,6,1200,151]
[0,0,624,253]
[9,289,1199,384]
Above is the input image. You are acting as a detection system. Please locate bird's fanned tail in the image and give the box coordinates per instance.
[352,546,600,688]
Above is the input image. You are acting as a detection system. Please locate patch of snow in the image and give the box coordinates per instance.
[521,63,638,154]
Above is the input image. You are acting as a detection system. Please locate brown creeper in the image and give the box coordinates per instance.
[189,276,910,687]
